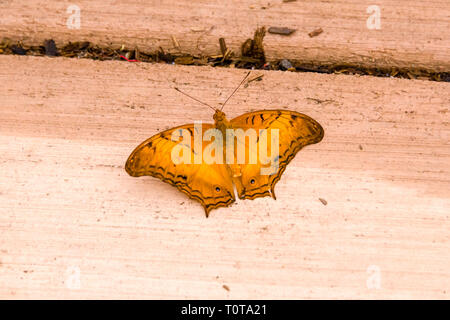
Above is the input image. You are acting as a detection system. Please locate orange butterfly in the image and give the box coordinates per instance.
[125,73,324,216]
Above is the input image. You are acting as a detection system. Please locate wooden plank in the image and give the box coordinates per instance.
[1,0,449,71]
[0,55,449,299]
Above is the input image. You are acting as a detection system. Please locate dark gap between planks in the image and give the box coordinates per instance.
[1,28,448,82]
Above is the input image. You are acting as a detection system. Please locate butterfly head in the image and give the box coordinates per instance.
[213,109,227,124]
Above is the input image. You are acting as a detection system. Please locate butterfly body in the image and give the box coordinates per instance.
[126,109,324,217]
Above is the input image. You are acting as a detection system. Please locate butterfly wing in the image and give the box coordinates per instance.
[229,110,324,201]
[125,123,235,216]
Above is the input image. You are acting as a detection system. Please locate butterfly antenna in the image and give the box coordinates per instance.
[174,87,216,111]
[220,71,251,111]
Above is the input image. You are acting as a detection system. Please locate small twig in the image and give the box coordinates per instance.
[219,38,227,56]
[171,35,181,51]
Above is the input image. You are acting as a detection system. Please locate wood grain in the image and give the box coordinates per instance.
[1,0,449,71]
[0,55,449,299]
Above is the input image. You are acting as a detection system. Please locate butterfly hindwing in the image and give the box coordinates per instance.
[229,110,324,201]
[125,123,236,216]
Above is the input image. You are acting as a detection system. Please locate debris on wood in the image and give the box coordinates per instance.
[171,35,180,51]
[390,68,399,77]
[218,37,232,61]
[0,39,8,54]
[248,74,264,83]
[60,41,90,57]
[268,27,296,36]
[241,39,252,57]
[308,28,324,38]
[222,50,232,61]
[219,37,227,56]
[1,38,448,82]
[279,59,295,71]
[11,44,26,55]
[134,47,140,61]
[319,198,328,206]
[222,285,230,291]
[306,97,335,104]
[261,3,274,9]
[120,52,139,62]
[282,0,297,2]
[244,74,264,87]
[241,27,266,67]
[44,39,58,56]
[194,56,208,66]
[190,27,206,32]
[156,46,174,63]
[174,56,194,65]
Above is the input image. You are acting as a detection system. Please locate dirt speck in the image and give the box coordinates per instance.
[308,28,324,38]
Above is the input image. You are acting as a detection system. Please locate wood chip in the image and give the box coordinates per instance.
[319,198,328,206]
[268,27,296,36]
[308,28,323,38]
[222,285,230,291]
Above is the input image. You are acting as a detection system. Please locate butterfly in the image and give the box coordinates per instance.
[125,73,324,217]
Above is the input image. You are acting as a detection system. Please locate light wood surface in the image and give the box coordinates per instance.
[0,55,448,299]
[1,0,449,71]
